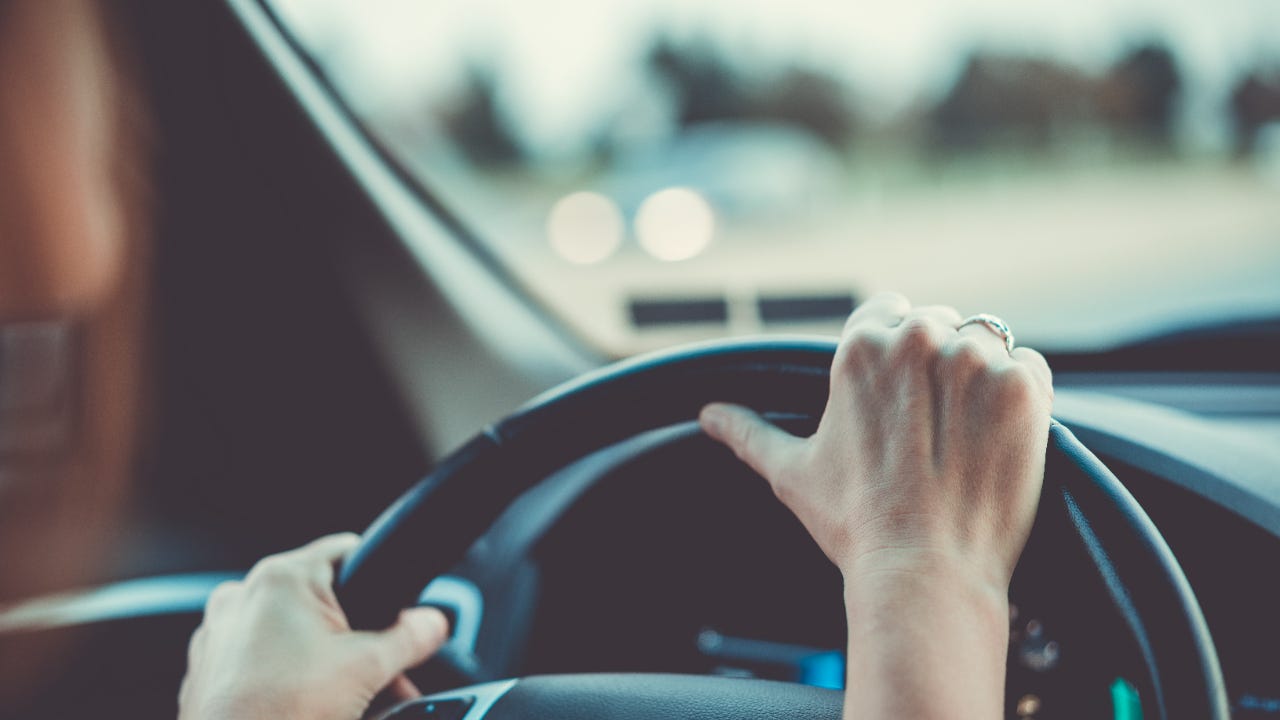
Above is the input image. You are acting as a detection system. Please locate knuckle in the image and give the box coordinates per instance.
[895,318,942,358]
[1014,348,1053,385]
[1015,345,1046,364]
[312,532,360,553]
[992,365,1038,410]
[944,338,989,374]
[332,531,361,546]
[900,316,935,342]
[249,556,303,588]
[837,328,889,370]
[205,581,241,612]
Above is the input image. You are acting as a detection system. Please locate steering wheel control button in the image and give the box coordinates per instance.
[383,697,474,720]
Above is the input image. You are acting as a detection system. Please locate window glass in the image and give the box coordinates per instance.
[269,0,1280,358]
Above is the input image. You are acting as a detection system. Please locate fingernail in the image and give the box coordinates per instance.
[425,607,449,634]
[699,404,727,433]
[407,606,449,641]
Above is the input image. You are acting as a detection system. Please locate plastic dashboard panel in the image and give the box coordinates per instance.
[1051,389,1280,538]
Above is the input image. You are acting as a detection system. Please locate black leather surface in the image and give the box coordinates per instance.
[336,337,1227,719]
[485,674,842,720]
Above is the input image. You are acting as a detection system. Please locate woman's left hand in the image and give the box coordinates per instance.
[179,533,449,720]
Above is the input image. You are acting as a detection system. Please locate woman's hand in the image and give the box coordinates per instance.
[179,533,449,720]
[699,291,1053,719]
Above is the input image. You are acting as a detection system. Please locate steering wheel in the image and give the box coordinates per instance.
[335,338,1228,720]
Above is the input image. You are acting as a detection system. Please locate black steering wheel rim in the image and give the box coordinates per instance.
[336,337,1228,720]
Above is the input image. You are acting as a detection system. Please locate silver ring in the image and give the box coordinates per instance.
[959,313,1015,354]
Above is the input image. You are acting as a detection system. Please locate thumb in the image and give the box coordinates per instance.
[353,606,450,685]
[699,403,803,484]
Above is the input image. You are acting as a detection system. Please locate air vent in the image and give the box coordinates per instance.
[758,294,856,324]
[629,297,729,327]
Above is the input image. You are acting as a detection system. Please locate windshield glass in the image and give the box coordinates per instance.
[268,0,1280,358]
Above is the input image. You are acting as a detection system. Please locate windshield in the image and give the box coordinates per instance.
[267,0,1280,358]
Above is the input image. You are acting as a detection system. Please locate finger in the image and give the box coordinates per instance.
[354,606,450,684]
[386,674,422,703]
[243,534,360,598]
[259,532,361,569]
[700,403,804,484]
[204,580,242,615]
[297,532,362,565]
[288,533,362,589]
[956,321,1012,361]
[843,291,911,333]
[305,533,362,588]
[1011,346,1053,399]
[894,311,956,351]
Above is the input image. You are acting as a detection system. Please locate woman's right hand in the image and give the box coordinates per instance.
[700,291,1053,719]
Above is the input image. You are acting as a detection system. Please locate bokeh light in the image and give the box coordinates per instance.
[634,187,715,262]
[546,191,624,265]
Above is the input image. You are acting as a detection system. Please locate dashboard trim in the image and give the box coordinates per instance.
[1054,389,1280,538]
[374,678,518,720]
[0,573,486,658]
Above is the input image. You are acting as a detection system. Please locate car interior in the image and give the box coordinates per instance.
[1,1,1279,719]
